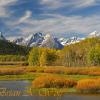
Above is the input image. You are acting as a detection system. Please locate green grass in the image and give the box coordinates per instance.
[0,73,38,80]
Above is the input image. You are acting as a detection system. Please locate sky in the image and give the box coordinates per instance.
[0,0,100,39]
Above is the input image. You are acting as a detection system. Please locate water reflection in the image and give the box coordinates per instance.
[0,81,100,100]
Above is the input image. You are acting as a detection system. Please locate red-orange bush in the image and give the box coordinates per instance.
[32,75,77,88]
[76,78,100,93]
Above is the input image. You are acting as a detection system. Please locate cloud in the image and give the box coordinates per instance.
[0,0,18,17]
[6,13,100,37]
[69,0,97,8]
[17,10,32,24]
[3,0,100,38]
[6,10,32,26]
[40,0,66,9]
[40,0,98,10]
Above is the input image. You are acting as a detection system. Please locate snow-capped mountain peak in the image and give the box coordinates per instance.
[12,32,63,49]
[59,36,85,46]
[40,34,63,49]
[89,31,100,38]
[24,34,34,42]
[23,32,44,46]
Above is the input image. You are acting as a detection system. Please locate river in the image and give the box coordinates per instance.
[0,81,100,100]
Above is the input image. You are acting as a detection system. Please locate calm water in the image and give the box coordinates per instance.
[0,81,100,100]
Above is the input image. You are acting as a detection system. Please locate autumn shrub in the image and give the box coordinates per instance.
[32,75,77,88]
[86,67,100,76]
[26,67,36,73]
[26,67,45,73]
[0,67,26,75]
[88,71,100,76]
[76,78,100,93]
[44,67,64,74]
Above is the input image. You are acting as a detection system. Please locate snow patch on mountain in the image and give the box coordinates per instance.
[59,36,85,46]
[88,31,100,38]
[40,34,63,49]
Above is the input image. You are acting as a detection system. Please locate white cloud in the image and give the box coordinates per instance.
[0,0,17,17]
[69,0,97,8]
[6,13,100,37]
[18,10,32,24]
[4,0,100,37]
[40,0,98,10]
[6,10,32,26]
[40,0,66,9]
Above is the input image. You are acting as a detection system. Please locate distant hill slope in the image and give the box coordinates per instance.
[0,40,29,55]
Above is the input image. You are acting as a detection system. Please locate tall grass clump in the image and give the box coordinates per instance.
[76,78,100,93]
[32,75,77,88]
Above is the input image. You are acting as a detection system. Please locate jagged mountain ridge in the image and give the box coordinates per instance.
[13,33,63,49]
[40,34,63,49]
[59,36,85,45]
[1,31,100,49]
[59,31,100,45]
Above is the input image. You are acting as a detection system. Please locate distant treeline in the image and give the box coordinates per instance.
[0,40,29,55]
[0,40,29,64]
[28,37,100,67]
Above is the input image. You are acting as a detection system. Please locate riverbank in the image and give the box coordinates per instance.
[0,66,100,94]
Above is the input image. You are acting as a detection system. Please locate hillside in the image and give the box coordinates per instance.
[0,40,29,55]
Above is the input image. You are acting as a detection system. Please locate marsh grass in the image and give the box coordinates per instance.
[32,75,77,88]
[76,78,100,93]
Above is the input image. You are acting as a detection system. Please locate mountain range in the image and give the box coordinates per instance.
[0,31,100,49]
[13,33,63,49]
